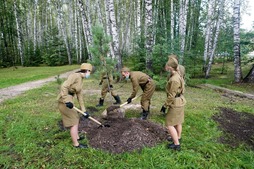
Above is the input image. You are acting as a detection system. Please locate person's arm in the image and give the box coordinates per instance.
[130,77,139,98]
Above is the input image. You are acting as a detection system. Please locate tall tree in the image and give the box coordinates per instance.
[233,0,242,82]
[179,0,189,63]
[145,0,153,70]
[57,0,72,65]
[14,0,24,66]
[205,0,225,78]
[78,0,93,60]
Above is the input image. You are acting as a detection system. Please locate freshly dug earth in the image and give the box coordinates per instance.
[212,107,254,149]
[78,115,168,154]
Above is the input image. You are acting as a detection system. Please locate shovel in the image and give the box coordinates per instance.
[73,107,110,128]
[101,94,142,117]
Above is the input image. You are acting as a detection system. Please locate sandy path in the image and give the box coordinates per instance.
[0,69,78,104]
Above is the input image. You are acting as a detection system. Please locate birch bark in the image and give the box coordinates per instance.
[203,0,215,68]
[179,0,189,63]
[145,0,153,70]
[78,0,93,60]
[14,0,24,66]
[233,0,242,82]
[57,1,72,64]
[205,0,225,78]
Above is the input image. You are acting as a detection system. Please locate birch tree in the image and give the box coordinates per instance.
[106,0,121,69]
[233,0,242,82]
[205,0,225,78]
[78,0,93,60]
[33,0,38,54]
[145,0,153,70]
[203,0,215,69]
[57,1,72,64]
[179,0,189,63]
[14,0,24,66]
[171,0,174,51]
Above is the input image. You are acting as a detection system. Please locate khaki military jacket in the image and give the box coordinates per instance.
[164,71,186,108]
[129,71,151,98]
[57,73,86,111]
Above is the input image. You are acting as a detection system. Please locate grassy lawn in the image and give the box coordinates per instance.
[0,65,78,89]
[0,64,253,168]
[188,61,254,93]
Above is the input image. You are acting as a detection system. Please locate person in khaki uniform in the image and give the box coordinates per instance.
[121,67,156,120]
[96,72,121,107]
[160,57,186,151]
[57,63,93,149]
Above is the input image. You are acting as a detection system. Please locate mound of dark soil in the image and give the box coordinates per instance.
[78,117,168,154]
[212,108,254,149]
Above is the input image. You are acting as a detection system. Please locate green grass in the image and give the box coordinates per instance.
[0,63,254,168]
[188,61,254,93]
[0,67,254,168]
[0,65,78,89]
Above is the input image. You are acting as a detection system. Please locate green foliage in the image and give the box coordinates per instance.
[89,24,118,78]
[23,42,42,66]
[41,27,68,66]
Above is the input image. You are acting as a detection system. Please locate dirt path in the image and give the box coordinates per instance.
[0,69,78,104]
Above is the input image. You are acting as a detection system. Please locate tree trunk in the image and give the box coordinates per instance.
[33,0,38,54]
[106,0,121,70]
[145,0,153,70]
[233,0,242,83]
[78,0,93,60]
[203,0,215,70]
[74,0,80,63]
[57,1,72,65]
[179,0,189,63]
[243,64,254,83]
[14,0,24,66]
[205,0,225,78]
[171,0,174,51]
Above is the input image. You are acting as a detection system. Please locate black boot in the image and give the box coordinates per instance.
[96,98,104,107]
[113,95,121,104]
[140,110,149,120]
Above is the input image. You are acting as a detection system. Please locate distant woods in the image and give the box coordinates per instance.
[0,0,253,82]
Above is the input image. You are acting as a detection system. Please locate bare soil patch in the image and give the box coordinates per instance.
[78,115,167,154]
[212,107,254,149]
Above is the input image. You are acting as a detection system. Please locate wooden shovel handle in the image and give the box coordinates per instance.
[119,94,142,108]
[73,107,102,126]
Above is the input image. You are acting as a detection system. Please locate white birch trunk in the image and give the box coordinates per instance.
[33,0,38,54]
[14,0,24,66]
[57,1,72,64]
[179,0,189,63]
[108,0,120,61]
[105,0,115,58]
[171,0,174,51]
[136,0,141,36]
[203,0,215,68]
[233,0,242,82]
[78,0,93,60]
[145,0,153,69]
[74,0,79,63]
[95,0,103,25]
[205,0,225,78]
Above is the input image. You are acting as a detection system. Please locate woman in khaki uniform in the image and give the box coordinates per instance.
[57,63,93,149]
[96,72,121,107]
[121,67,156,120]
[160,57,186,150]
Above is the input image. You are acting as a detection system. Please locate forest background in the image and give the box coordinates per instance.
[1,0,254,84]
